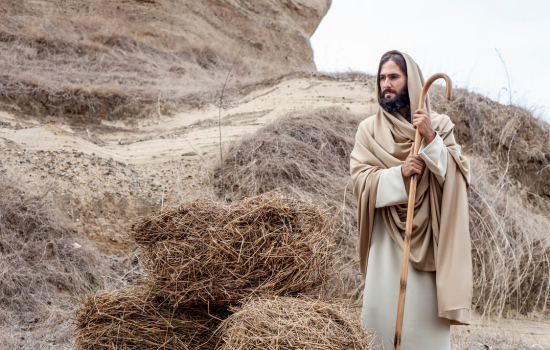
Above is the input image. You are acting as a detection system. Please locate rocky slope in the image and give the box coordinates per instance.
[0,74,371,255]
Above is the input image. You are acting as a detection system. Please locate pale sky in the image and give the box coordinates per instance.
[311,0,550,121]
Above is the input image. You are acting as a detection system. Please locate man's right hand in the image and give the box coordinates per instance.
[401,143,425,179]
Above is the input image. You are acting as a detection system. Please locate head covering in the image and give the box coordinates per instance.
[350,50,472,325]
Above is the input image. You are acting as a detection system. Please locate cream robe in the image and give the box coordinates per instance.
[362,133,451,350]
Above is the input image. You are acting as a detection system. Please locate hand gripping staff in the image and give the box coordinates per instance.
[393,73,452,350]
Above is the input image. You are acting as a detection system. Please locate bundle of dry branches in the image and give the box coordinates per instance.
[217,296,374,350]
[128,192,336,306]
[73,288,229,350]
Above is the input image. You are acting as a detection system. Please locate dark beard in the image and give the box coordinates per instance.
[379,86,410,116]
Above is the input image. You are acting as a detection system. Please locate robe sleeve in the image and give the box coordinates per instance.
[375,165,408,208]
[419,131,447,186]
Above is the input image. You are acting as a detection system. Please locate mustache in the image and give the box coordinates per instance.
[379,85,410,113]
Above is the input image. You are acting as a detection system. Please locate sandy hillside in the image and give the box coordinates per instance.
[0,74,375,164]
[0,74,375,253]
[1,74,550,348]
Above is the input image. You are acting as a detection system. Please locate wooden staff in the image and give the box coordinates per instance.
[393,73,452,350]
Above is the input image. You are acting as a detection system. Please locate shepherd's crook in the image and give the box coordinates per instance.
[393,73,452,350]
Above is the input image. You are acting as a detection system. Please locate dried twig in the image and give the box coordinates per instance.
[218,47,244,199]
[495,48,513,105]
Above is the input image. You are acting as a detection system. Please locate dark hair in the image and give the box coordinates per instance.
[377,51,408,93]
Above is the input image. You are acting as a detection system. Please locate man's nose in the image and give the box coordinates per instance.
[382,79,391,89]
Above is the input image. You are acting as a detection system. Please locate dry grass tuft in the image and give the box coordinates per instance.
[217,295,374,350]
[128,192,335,306]
[212,107,365,300]
[0,175,105,327]
[73,287,229,350]
[431,87,550,208]
[468,156,550,317]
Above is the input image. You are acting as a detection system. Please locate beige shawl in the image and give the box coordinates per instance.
[350,51,472,325]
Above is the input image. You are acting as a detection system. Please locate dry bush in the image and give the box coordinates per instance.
[0,175,105,328]
[430,87,550,317]
[212,107,365,300]
[216,296,374,350]
[128,192,335,306]
[431,87,550,208]
[73,288,229,350]
[0,15,281,119]
[468,155,550,317]
[211,105,550,318]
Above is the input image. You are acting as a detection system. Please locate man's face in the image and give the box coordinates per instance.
[379,60,407,99]
[379,60,410,113]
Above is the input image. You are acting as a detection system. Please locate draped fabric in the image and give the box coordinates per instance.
[350,50,472,325]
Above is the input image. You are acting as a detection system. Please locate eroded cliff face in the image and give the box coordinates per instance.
[0,0,330,119]
[146,0,332,70]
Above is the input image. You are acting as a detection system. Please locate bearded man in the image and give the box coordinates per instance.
[350,51,472,350]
